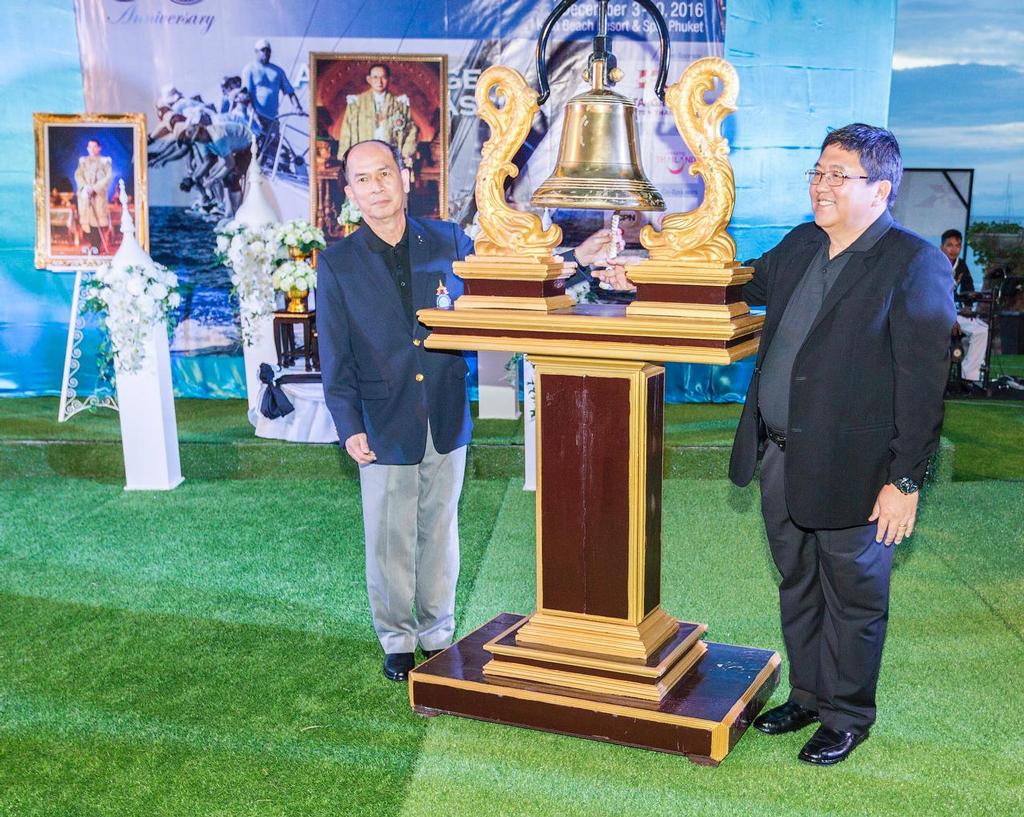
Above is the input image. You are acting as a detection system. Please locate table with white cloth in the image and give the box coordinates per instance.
[250,365,339,443]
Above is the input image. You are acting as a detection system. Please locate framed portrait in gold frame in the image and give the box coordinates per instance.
[33,112,148,270]
[309,53,448,245]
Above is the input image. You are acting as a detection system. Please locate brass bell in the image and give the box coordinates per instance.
[530,0,670,212]
[531,65,664,212]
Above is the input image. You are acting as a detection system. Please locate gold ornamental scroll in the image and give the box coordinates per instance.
[639,56,739,263]
[452,66,573,312]
[626,57,753,321]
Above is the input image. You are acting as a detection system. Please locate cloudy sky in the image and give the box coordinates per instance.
[888,0,1023,219]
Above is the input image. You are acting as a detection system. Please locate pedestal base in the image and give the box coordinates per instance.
[410,613,781,765]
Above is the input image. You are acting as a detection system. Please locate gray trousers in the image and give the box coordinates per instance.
[358,427,466,654]
[759,442,894,734]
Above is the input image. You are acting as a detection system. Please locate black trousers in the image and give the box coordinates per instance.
[759,442,894,734]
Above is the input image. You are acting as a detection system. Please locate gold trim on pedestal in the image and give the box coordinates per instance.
[626,301,750,319]
[484,617,708,677]
[412,669,722,731]
[419,307,762,341]
[515,607,680,662]
[483,640,707,702]
[624,260,753,286]
[423,333,761,365]
[417,308,763,364]
[455,294,574,312]
[709,656,783,759]
[455,256,571,279]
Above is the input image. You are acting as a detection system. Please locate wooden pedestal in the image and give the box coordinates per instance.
[411,614,780,765]
[412,304,776,764]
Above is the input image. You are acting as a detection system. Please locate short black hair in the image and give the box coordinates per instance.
[821,123,902,206]
[367,63,391,79]
[341,139,404,183]
[87,138,101,147]
[941,228,963,243]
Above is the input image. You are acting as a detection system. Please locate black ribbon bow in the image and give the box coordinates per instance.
[259,363,295,419]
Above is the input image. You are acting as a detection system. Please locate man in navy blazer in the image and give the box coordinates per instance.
[729,125,954,765]
[317,139,622,682]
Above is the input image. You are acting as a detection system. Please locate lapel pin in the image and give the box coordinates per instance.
[435,278,452,309]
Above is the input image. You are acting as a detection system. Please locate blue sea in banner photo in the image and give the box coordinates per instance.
[150,206,242,357]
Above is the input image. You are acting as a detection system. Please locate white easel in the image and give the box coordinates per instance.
[57,267,118,422]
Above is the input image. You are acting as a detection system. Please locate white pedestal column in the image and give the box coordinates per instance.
[523,356,536,492]
[242,312,278,421]
[116,328,183,491]
[477,351,521,420]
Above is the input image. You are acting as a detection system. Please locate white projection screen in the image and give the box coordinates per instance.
[892,168,974,246]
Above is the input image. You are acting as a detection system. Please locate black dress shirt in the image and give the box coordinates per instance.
[759,209,894,433]
[364,223,413,326]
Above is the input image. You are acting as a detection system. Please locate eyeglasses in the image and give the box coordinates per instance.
[805,169,871,187]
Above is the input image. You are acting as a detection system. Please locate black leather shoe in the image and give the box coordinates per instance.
[752,701,819,735]
[421,647,445,660]
[798,725,868,765]
[383,652,415,682]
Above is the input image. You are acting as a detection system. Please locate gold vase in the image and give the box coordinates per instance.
[286,287,309,313]
[341,222,360,238]
[284,246,312,311]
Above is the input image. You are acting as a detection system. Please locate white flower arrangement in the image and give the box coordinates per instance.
[276,219,326,255]
[85,262,181,375]
[566,279,598,304]
[215,223,283,345]
[272,259,316,294]
[339,199,362,226]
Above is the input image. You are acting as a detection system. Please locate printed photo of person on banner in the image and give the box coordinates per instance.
[311,54,448,243]
[34,113,147,269]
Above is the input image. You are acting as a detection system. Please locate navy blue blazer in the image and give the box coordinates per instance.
[317,216,474,465]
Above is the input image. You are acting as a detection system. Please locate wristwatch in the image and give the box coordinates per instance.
[890,476,920,495]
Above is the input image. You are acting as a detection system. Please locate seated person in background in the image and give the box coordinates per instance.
[940,228,988,387]
[941,228,974,293]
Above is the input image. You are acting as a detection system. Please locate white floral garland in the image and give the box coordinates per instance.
[216,223,283,345]
[86,262,181,375]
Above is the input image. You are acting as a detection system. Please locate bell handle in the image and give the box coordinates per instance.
[632,0,671,101]
[535,0,671,105]
[535,0,577,106]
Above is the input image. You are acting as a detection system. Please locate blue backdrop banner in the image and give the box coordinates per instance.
[6,0,739,401]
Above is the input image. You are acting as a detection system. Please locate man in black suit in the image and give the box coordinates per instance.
[941,228,989,386]
[729,124,954,764]
[317,140,622,682]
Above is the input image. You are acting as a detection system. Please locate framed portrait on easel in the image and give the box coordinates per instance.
[33,112,148,269]
[309,53,448,245]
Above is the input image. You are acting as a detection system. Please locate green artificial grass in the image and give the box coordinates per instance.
[2,397,1022,481]
[991,353,1024,376]
[940,400,1024,481]
[1,471,1022,816]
